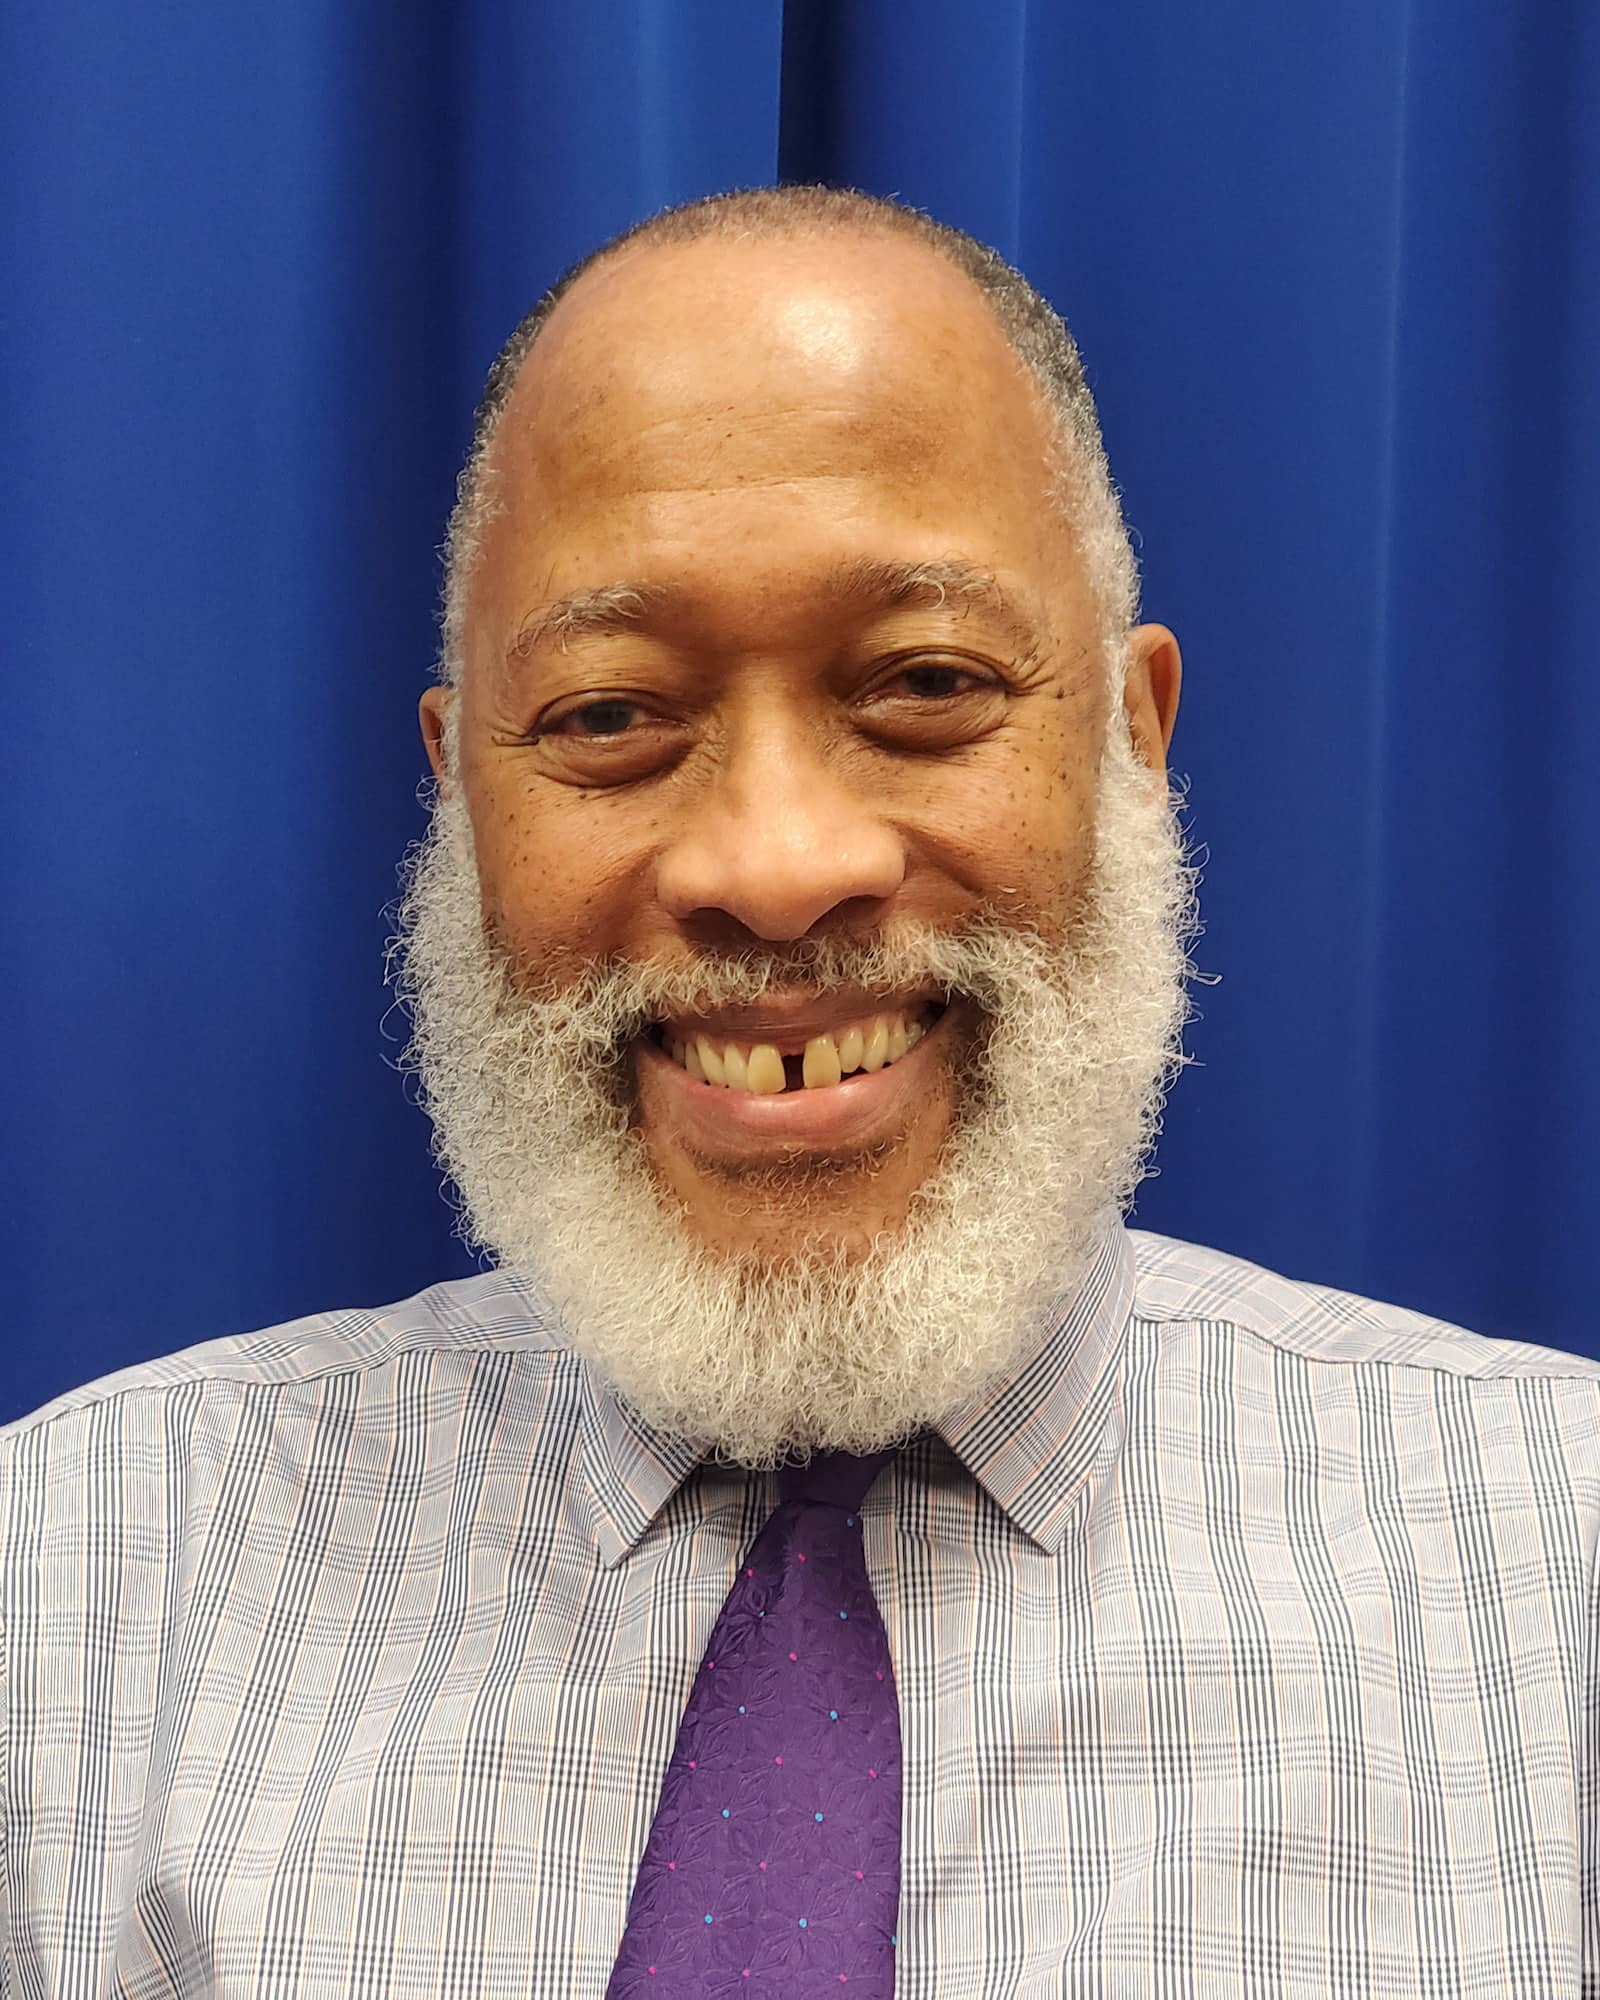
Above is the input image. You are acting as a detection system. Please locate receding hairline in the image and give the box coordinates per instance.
[477,208,1063,504]
[513,212,1029,375]
[439,186,1139,689]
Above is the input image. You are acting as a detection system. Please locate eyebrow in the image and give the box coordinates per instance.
[507,556,1045,660]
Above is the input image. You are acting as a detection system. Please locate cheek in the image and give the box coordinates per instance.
[463,772,658,978]
[1009,704,1103,886]
[912,726,1099,919]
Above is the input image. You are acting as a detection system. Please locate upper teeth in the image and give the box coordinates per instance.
[666,1009,927,1093]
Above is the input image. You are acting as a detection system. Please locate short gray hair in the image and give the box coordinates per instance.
[438,186,1138,688]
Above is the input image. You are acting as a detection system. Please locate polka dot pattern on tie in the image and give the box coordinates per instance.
[606,1452,901,1994]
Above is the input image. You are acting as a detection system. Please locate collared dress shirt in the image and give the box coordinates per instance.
[2,1221,1597,1998]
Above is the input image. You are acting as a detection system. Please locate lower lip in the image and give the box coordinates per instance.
[636,1012,950,1154]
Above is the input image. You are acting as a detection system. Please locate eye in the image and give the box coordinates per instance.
[896,663,984,700]
[550,698,644,737]
[526,693,687,787]
[858,655,1009,751]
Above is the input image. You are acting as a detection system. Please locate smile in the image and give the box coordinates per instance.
[653,1000,941,1093]
[638,999,954,1153]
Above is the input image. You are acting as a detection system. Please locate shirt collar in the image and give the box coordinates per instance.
[577,1214,1134,1567]
[936,1214,1134,1553]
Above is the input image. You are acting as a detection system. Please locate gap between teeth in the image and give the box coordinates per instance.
[667,1011,928,1092]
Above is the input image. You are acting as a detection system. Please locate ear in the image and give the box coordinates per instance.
[419,686,454,783]
[1121,623,1181,772]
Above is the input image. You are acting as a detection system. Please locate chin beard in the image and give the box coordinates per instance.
[391,726,1196,1469]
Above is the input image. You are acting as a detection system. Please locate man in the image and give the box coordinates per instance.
[2,187,1594,1998]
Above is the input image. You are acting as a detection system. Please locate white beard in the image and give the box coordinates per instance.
[392,723,1194,1467]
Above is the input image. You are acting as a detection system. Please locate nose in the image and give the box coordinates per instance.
[654,716,907,940]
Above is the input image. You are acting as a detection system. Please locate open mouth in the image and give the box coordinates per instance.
[649,998,947,1094]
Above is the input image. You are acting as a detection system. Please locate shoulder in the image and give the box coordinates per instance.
[0,1272,576,1464]
[1126,1227,1600,1387]
[1122,1231,1600,1540]
[0,1271,599,1645]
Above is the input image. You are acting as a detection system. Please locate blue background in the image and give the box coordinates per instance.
[5,0,1596,1421]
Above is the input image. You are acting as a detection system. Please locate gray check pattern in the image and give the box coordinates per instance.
[2,1222,1597,1997]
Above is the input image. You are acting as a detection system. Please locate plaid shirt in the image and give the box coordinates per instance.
[3,1221,1597,1998]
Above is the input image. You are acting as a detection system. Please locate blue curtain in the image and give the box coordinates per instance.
[5,1,1595,1422]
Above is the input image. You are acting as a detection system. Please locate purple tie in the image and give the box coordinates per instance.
[607,1451,901,1995]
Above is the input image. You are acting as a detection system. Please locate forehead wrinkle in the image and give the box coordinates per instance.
[507,554,1050,666]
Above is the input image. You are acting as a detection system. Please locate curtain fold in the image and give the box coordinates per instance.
[4,0,1594,1419]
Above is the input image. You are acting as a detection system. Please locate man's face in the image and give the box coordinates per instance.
[422,231,1179,1265]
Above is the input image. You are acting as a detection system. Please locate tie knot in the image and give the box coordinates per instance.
[778,1448,893,1512]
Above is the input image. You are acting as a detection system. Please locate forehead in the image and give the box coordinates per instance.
[469,231,1079,648]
